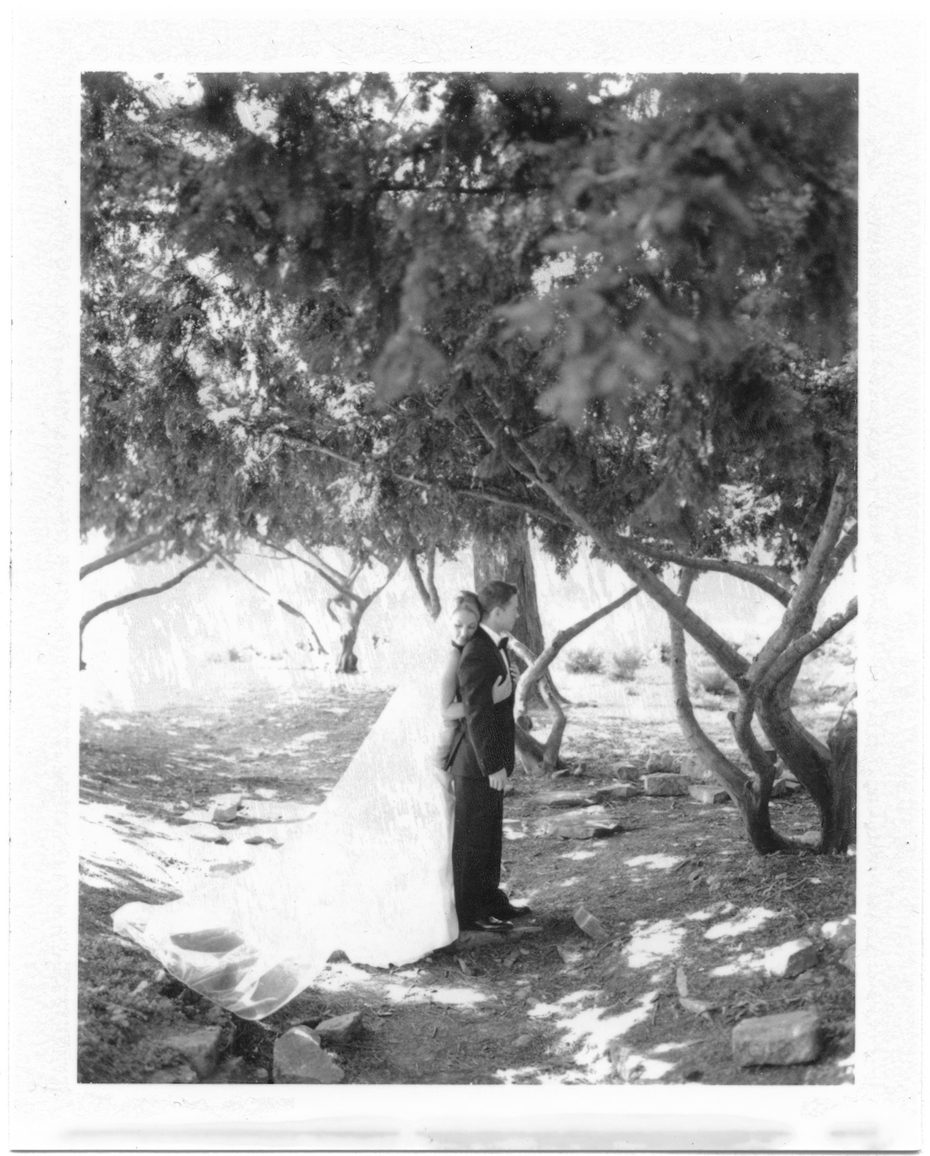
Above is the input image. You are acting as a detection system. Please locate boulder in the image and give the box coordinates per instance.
[732,1010,823,1067]
[645,750,679,774]
[688,784,729,805]
[678,754,715,783]
[273,1026,344,1084]
[161,1026,225,1080]
[764,937,819,978]
[612,763,642,782]
[315,1012,364,1046]
[642,773,690,797]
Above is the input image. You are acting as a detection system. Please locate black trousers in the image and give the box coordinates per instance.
[451,775,507,925]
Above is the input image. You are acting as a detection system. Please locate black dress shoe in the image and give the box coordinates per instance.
[461,915,513,933]
[493,903,533,920]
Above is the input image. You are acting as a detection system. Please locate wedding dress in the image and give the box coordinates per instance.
[111,670,459,1021]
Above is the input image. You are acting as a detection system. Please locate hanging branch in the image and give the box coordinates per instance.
[79,547,219,669]
[215,552,328,654]
[80,529,166,579]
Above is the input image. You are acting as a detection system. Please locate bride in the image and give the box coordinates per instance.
[112,591,511,1021]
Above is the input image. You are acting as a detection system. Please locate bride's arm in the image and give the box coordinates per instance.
[439,648,465,720]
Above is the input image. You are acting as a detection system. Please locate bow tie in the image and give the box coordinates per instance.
[498,637,509,651]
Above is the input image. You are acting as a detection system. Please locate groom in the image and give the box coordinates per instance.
[449,580,532,933]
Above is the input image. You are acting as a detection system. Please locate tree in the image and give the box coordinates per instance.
[82,71,857,852]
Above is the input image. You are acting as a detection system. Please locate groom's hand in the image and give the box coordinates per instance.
[488,769,507,791]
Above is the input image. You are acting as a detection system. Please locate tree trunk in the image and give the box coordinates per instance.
[515,725,568,774]
[668,570,794,854]
[330,597,363,674]
[472,516,545,656]
[826,708,856,852]
[407,548,442,619]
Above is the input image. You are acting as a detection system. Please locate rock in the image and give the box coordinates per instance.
[536,790,596,808]
[765,937,819,978]
[591,782,640,802]
[679,754,715,783]
[612,763,641,782]
[315,1012,364,1046]
[162,1026,225,1079]
[512,1034,534,1049]
[645,750,679,774]
[273,1026,344,1084]
[839,945,855,973]
[539,806,622,838]
[642,773,690,797]
[204,1054,250,1083]
[212,798,243,824]
[146,1061,199,1084]
[732,1010,823,1067]
[254,1066,269,1081]
[795,830,822,848]
[573,904,609,942]
[688,784,730,805]
[822,915,856,948]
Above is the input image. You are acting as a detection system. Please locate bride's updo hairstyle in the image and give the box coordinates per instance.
[454,590,483,622]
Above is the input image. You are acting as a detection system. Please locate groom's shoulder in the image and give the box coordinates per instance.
[461,629,493,658]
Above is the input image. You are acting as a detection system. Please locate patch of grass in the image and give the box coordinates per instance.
[565,647,604,675]
[609,647,644,682]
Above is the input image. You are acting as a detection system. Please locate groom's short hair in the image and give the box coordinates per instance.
[478,580,518,618]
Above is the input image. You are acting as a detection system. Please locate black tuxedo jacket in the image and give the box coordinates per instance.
[449,627,516,780]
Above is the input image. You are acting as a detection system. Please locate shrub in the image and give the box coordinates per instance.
[610,647,644,681]
[565,647,604,675]
[690,659,737,697]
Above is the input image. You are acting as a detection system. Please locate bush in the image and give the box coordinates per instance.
[610,647,644,681]
[690,660,737,697]
[565,647,604,675]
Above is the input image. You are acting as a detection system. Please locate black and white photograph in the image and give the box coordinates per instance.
[8,11,924,1152]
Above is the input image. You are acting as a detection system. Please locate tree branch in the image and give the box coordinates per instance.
[80,548,218,667]
[80,529,166,579]
[214,552,329,653]
[760,597,858,694]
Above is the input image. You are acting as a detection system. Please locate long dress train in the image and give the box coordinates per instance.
[111,676,458,1020]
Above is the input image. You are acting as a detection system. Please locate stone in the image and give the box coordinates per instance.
[612,763,641,782]
[573,904,609,942]
[315,1012,364,1046]
[764,937,819,978]
[591,782,639,802]
[645,750,679,774]
[679,754,715,783]
[822,915,856,948]
[273,1026,344,1084]
[688,784,730,805]
[512,1034,534,1049]
[839,945,855,973]
[732,1010,823,1067]
[212,800,242,823]
[536,790,596,809]
[539,806,622,839]
[162,1026,225,1080]
[642,773,690,797]
[146,1061,199,1084]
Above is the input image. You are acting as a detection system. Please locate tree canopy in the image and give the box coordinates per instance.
[81,70,858,852]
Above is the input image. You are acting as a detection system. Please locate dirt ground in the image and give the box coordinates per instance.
[78,657,855,1086]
